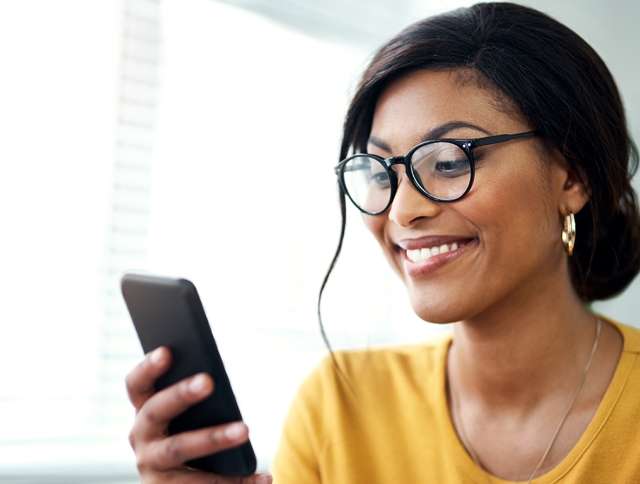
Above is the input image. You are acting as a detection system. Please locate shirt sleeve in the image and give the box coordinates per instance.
[271,358,329,484]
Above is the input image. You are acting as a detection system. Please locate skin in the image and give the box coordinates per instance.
[363,68,623,480]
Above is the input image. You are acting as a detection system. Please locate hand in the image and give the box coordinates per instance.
[125,346,272,484]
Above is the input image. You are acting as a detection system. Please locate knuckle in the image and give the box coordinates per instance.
[141,405,161,426]
[163,437,184,464]
[211,427,228,445]
[128,430,137,451]
[124,372,135,393]
[135,449,150,473]
[179,380,196,401]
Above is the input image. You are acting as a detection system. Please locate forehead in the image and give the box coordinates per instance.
[369,69,519,153]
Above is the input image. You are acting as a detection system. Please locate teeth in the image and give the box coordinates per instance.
[406,242,461,263]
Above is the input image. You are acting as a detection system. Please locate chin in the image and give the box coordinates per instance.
[407,289,474,324]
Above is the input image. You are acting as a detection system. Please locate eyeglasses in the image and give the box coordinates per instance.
[334,130,537,215]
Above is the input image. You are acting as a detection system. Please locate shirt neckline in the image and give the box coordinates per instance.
[433,316,637,483]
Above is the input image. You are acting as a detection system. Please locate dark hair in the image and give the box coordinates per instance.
[318,3,640,346]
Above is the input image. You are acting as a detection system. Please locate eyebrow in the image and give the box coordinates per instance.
[367,120,492,153]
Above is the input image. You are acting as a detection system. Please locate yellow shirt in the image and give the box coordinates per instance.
[272,319,640,483]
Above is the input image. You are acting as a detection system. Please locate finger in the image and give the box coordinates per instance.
[220,473,273,484]
[133,372,214,441]
[212,474,273,484]
[157,471,272,484]
[125,346,172,411]
[142,421,249,471]
[207,473,272,484]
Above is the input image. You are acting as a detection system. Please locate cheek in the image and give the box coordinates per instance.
[466,163,560,275]
[362,213,385,242]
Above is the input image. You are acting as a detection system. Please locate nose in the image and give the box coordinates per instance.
[388,165,442,227]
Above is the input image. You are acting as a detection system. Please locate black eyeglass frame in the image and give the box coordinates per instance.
[334,130,537,215]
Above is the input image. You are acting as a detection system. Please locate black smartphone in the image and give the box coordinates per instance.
[120,272,257,476]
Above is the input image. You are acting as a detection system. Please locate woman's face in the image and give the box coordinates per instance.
[363,68,585,323]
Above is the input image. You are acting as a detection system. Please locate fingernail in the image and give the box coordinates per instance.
[189,374,208,393]
[150,347,164,364]
[224,422,246,440]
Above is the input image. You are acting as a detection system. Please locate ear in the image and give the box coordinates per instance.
[549,155,590,215]
[561,168,590,215]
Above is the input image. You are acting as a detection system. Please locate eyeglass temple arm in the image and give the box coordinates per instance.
[334,131,537,172]
[472,130,537,147]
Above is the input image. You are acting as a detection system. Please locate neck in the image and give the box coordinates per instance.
[448,269,597,413]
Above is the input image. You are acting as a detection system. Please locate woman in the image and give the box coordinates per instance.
[124,3,640,483]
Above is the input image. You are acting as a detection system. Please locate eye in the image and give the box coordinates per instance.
[369,171,391,188]
[434,158,470,177]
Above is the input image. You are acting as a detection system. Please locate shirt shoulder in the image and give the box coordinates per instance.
[272,333,452,484]
[284,332,453,430]
[293,332,453,421]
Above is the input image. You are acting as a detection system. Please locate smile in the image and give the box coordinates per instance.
[400,237,477,277]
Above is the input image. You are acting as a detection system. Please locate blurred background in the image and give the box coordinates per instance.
[0,0,637,482]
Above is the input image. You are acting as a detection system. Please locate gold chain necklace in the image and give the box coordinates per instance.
[451,318,602,484]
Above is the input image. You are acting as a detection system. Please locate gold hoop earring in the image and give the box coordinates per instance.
[562,212,576,256]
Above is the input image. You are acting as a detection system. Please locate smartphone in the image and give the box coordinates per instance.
[120,272,257,476]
